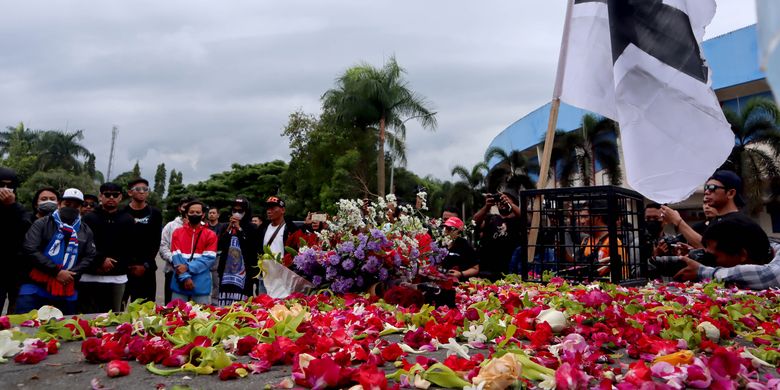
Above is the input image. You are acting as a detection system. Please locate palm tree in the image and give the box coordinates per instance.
[451,162,488,215]
[0,122,37,158]
[34,130,92,173]
[545,114,622,187]
[322,56,437,196]
[484,147,539,193]
[719,97,780,214]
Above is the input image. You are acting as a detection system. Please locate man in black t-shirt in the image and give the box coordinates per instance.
[473,192,522,281]
[122,178,163,306]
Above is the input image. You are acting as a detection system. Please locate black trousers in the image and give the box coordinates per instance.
[77,281,125,314]
[123,269,157,306]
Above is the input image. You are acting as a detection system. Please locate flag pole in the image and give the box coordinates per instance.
[527,0,573,264]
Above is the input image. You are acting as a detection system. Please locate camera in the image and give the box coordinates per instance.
[688,249,717,267]
[649,256,687,278]
[661,234,683,248]
[491,193,502,202]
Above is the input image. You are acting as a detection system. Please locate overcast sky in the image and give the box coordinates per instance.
[0,1,757,186]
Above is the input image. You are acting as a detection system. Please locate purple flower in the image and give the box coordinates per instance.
[342,259,355,271]
[338,241,355,254]
[311,275,323,286]
[362,256,381,273]
[354,249,366,260]
[370,229,384,239]
[409,247,420,260]
[332,278,354,294]
[328,254,341,266]
[325,266,338,281]
[378,268,389,281]
[355,276,364,287]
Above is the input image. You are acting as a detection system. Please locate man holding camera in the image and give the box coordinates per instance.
[673,216,778,289]
[473,192,521,281]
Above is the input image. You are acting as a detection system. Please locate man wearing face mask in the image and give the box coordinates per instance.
[17,188,96,315]
[472,192,522,281]
[0,168,31,314]
[159,196,194,304]
[123,178,163,306]
[170,200,217,304]
[32,187,59,220]
[217,197,260,306]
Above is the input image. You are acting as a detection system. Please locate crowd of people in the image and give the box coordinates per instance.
[0,165,778,316]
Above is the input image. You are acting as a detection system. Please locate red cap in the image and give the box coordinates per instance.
[443,217,465,230]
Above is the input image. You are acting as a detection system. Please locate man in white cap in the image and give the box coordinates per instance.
[17,188,97,315]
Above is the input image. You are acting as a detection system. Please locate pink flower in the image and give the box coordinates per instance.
[352,364,388,390]
[0,316,10,330]
[402,327,432,349]
[219,362,249,381]
[105,360,131,377]
[236,335,258,356]
[14,339,48,364]
[555,362,591,389]
[579,290,612,308]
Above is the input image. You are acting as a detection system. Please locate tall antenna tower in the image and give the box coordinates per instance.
[106,126,118,180]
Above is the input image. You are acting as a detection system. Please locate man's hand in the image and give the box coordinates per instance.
[660,205,682,228]
[183,279,194,291]
[98,258,117,273]
[675,243,694,257]
[446,269,463,279]
[56,270,76,285]
[0,188,15,206]
[128,265,146,277]
[673,257,701,282]
[176,264,188,275]
[653,241,669,257]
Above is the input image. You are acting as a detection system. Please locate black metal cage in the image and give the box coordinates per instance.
[519,186,647,286]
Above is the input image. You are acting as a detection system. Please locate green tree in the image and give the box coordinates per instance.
[34,130,91,173]
[18,169,98,208]
[0,122,39,181]
[484,147,538,193]
[154,163,167,198]
[546,114,622,187]
[131,161,141,178]
[451,162,488,217]
[322,56,437,196]
[720,97,780,214]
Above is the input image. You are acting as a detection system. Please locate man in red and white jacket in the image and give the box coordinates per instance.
[170,200,217,304]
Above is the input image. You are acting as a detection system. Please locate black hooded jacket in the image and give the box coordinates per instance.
[82,206,135,276]
[217,197,261,296]
[0,168,32,284]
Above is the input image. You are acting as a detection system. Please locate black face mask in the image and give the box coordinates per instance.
[188,214,202,225]
[498,205,512,216]
[38,201,58,215]
[59,207,80,225]
[646,220,663,238]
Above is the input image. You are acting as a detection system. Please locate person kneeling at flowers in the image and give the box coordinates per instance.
[674,216,779,290]
[170,200,218,304]
[441,217,479,281]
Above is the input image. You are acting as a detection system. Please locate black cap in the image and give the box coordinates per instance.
[708,170,745,207]
[83,194,99,202]
[0,167,19,188]
[265,196,285,208]
[127,177,149,188]
[99,182,122,193]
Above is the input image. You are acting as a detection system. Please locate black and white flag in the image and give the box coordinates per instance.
[558,0,733,203]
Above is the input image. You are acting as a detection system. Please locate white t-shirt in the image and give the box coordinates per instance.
[79,273,128,284]
[263,223,286,257]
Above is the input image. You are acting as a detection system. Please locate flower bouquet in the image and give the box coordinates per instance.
[290,194,449,294]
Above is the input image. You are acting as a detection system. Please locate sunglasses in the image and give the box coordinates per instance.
[703,184,727,192]
[130,186,149,192]
[102,192,122,198]
[83,202,96,208]
[0,182,15,189]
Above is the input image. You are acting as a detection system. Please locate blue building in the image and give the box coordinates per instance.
[486,25,779,235]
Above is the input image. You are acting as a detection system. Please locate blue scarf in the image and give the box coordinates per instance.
[45,210,81,270]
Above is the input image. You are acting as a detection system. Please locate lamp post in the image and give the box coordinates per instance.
[389,112,436,194]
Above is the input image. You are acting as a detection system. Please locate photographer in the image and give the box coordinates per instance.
[441,217,479,281]
[673,215,778,289]
[645,203,679,258]
[473,192,521,281]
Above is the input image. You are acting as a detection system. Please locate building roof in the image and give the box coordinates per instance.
[487,24,764,166]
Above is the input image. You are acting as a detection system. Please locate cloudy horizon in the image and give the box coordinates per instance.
[0,0,757,186]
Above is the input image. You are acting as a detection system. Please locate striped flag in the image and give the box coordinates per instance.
[557,0,733,203]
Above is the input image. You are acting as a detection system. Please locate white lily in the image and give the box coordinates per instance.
[740,349,774,368]
[696,321,720,343]
[441,337,471,359]
[462,324,487,344]
[413,374,431,389]
[537,308,568,333]
[0,330,21,363]
[537,374,556,390]
[352,304,366,316]
[190,305,210,321]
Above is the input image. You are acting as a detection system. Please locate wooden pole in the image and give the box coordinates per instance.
[527,0,573,264]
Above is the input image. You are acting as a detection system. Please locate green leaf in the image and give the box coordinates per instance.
[146,362,183,376]
[423,363,470,389]
[498,324,517,348]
